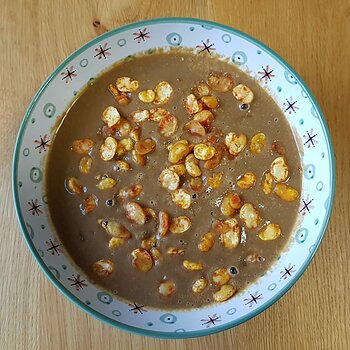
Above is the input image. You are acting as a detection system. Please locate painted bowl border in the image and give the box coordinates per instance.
[12,17,335,339]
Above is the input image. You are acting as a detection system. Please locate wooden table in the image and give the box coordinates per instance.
[1,1,349,349]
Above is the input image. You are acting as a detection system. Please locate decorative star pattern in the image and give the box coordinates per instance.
[258,65,275,83]
[244,292,263,307]
[299,195,314,215]
[303,129,318,148]
[133,28,150,43]
[196,39,216,54]
[128,302,147,314]
[94,43,111,59]
[280,264,296,280]
[68,274,87,291]
[45,239,62,256]
[34,134,50,153]
[283,97,299,114]
[28,199,43,216]
[61,66,77,83]
[201,314,221,328]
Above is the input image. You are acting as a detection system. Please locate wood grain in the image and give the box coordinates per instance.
[1,0,349,349]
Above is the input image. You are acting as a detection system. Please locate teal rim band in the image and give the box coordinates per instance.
[12,17,335,339]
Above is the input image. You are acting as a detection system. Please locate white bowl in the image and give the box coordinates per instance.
[12,18,335,338]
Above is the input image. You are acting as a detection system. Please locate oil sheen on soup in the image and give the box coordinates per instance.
[46,50,302,309]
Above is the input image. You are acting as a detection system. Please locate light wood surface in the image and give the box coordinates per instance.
[1,1,349,349]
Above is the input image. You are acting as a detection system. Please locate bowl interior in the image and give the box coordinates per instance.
[13,18,334,338]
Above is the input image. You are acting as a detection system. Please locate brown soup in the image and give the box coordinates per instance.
[46,50,302,309]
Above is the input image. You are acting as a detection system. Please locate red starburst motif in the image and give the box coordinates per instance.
[299,195,314,215]
[244,291,263,307]
[196,39,216,54]
[45,238,62,256]
[61,66,77,83]
[201,314,221,328]
[28,199,43,216]
[283,97,299,114]
[280,264,296,280]
[94,43,111,60]
[303,129,318,148]
[34,134,50,153]
[258,65,275,83]
[68,274,87,291]
[133,28,150,43]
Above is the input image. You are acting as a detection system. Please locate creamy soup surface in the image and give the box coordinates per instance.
[47,50,302,309]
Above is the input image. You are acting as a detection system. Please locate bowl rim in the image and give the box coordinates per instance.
[12,17,335,339]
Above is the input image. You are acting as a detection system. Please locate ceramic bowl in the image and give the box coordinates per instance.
[12,18,335,338]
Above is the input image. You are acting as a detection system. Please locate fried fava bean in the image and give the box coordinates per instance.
[239,203,260,229]
[99,219,131,239]
[93,259,114,277]
[99,136,118,161]
[184,120,206,136]
[116,76,139,92]
[102,106,121,127]
[131,150,146,166]
[159,169,180,191]
[236,172,257,190]
[97,177,117,190]
[159,280,175,297]
[250,132,266,155]
[158,114,178,136]
[135,138,156,155]
[150,247,163,263]
[270,157,289,182]
[225,132,247,156]
[192,277,208,293]
[108,83,130,106]
[201,95,219,109]
[149,108,167,122]
[131,248,153,272]
[220,218,241,249]
[158,211,169,237]
[125,202,146,225]
[185,94,203,114]
[193,144,216,160]
[183,260,203,271]
[168,141,190,164]
[212,268,231,286]
[114,160,132,172]
[67,177,83,194]
[82,194,97,214]
[168,164,186,176]
[259,223,282,241]
[220,193,237,216]
[171,188,192,209]
[185,154,202,177]
[207,72,234,92]
[131,109,150,123]
[198,232,215,252]
[138,89,156,103]
[207,172,224,189]
[232,84,254,104]
[169,216,192,234]
[118,184,143,200]
[193,110,214,127]
[71,138,94,154]
[204,146,223,170]
[130,126,141,142]
[79,156,92,174]
[167,247,185,256]
[213,284,237,302]
[154,81,173,104]
[274,183,299,201]
[193,83,210,98]
[262,171,274,194]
